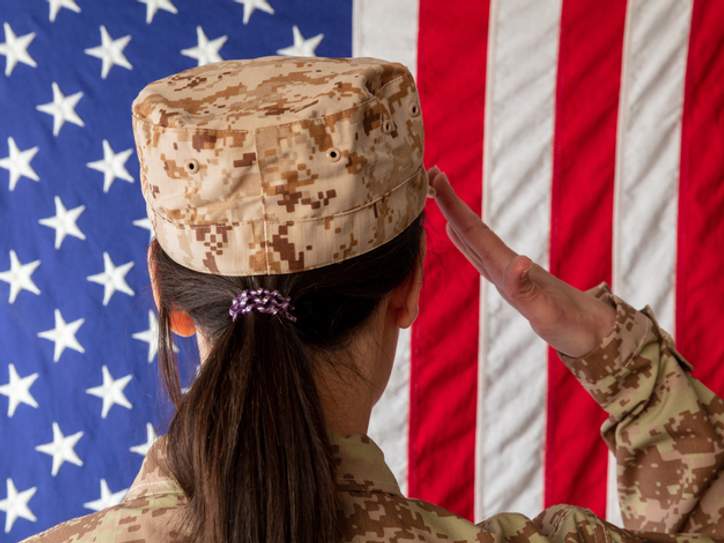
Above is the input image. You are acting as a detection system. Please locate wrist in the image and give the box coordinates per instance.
[591,297,617,350]
[556,291,617,359]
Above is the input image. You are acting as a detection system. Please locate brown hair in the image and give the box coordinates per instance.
[149,212,425,543]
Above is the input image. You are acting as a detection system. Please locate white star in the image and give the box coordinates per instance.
[84,25,133,80]
[87,252,135,306]
[86,365,132,419]
[35,422,83,477]
[37,309,85,363]
[138,0,177,23]
[132,218,153,241]
[181,26,227,66]
[0,364,38,418]
[38,196,86,250]
[83,479,127,512]
[0,137,39,191]
[0,250,40,304]
[277,25,324,57]
[132,311,180,363]
[130,422,157,457]
[133,310,159,363]
[47,0,81,22]
[181,364,201,394]
[0,479,36,534]
[36,82,84,137]
[0,23,36,77]
[86,139,134,193]
[234,0,274,24]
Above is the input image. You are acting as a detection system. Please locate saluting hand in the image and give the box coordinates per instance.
[428,166,616,359]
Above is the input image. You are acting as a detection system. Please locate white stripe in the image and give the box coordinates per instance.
[477,0,561,522]
[353,0,419,497]
[608,0,693,525]
[606,451,621,524]
[352,0,419,77]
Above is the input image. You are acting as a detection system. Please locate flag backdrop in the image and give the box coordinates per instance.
[1,0,723,540]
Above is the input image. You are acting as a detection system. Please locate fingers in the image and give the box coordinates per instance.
[429,168,517,285]
[429,167,617,356]
[429,168,482,232]
[446,223,492,280]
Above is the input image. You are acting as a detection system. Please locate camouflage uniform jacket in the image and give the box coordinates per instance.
[23,283,724,542]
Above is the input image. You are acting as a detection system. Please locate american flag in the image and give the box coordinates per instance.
[0,1,348,540]
[1,0,723,541]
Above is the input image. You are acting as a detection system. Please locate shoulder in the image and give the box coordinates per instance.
[20,491,186,543]
[339,489,621,543]
[339,488,495,542]
[21,438,188,543]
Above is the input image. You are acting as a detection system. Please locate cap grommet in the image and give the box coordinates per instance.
[382,119,394,133]
[409,103,420,116]
[327,148,342,162]
[185,158,200,174]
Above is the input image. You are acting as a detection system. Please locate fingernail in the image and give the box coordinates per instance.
[426,184,437,198]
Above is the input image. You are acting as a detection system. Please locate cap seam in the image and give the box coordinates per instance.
[258,153,271,275]
[155,205,425,277]
[130,72,411,133]
[149,164,424,228]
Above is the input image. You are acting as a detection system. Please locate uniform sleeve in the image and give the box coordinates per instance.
[19,508,118,543]
[554,282,724,537]
[18,492,185,543]
[476,504,718,543]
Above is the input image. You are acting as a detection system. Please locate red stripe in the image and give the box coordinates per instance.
[546,0,627,516]
[411,1,489,520]
[676,1,724,398]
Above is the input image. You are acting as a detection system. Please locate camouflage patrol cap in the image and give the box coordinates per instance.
[131,55,428,276]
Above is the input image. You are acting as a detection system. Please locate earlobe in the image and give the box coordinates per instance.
[398,306,419,330]
[170,310,196,337]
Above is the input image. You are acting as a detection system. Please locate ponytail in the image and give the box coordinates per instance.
[159,298,342,542]
[150,212,424,542]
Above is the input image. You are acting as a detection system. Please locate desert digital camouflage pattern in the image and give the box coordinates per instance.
[22,284,724,542]
[131,55,428,276]
[557,284,724,536]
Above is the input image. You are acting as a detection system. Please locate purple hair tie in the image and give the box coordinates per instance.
[228,288,297,323]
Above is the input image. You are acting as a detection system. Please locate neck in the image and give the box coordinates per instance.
[315,366,375,436]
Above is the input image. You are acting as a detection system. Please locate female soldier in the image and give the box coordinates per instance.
[23,56,723,543]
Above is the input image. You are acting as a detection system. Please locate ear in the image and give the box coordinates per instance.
[389,231,426,329]
[147,243,197,337]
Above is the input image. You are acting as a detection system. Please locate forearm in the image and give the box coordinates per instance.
[556,283,724,537]
[477,504,718,543]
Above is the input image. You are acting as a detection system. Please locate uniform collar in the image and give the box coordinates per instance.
[329,432,403,497]
[125,437,184,501]
[125,432,403,500]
